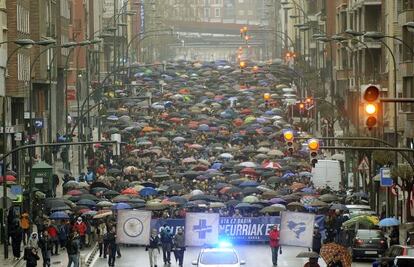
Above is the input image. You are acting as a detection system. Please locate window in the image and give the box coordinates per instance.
[215,0,221,4]
[247,10,253,16]
[402,77,414,112]
[215,8,221,17]
[17,53,30,81]
[238,10,245,16]
[204,7,210,17]
[17,4,30,34]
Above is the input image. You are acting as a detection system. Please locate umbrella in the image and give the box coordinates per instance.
[238,161,257,168]
[93,210,113,219]
[140,187,158,197]
[112,202,132,210]
[49,211,70,220]
[269,198,287,205]
[342,215,379,228]
[320,243,352,267]
[287,202,305,211]
[239,180,259,187]
[260,204,286,213]
[318,194,338,203]
[218,153,233,159]
[242,195,259,203]
[378,217,400,227]
[329,203,348,211]
[121,188,138,195]
[97,201,113,208]
[77,199,96,207]
[296,251,319,258]
[145,202,168,211]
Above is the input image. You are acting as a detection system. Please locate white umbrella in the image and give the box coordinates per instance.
[218,153,234,159]
[238,162,257,168]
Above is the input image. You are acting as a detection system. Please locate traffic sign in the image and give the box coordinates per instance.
[380,167,393,187]
[358,156,369,171]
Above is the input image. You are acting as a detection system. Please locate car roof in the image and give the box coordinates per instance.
[346,205,371,209]
[395,256,414,259]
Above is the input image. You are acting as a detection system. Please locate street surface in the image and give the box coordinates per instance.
[91,244,372,267]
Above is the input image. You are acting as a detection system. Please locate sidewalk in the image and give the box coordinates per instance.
[0,244,24,267]
[14,244,97,267]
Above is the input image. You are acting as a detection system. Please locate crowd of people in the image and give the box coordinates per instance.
[3,60,394,267]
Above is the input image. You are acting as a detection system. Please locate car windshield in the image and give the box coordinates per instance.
[200,251,238,265]
[407,248,414,257]
[357,230,383,238]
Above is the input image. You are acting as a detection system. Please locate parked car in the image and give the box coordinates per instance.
[346,205,376,218]
[394,256,414,266]
[373,245,414,266]
[352,229,388,259]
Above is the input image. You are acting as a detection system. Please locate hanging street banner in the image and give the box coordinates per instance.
[279,211,315,248]
[185,212,219,246]
[116,210,152,245]
[151,215,325,243]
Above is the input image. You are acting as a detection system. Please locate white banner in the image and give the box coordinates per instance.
[116,210,152,245]
[185,213,219,246]
[279,211,315,248]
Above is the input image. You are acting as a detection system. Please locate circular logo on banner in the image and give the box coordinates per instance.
[123,217,144,238]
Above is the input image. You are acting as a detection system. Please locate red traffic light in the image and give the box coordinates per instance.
[363,85,380,102]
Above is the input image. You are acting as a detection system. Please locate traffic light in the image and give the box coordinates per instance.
[308,138,320,167]
[239,61,246,69]
[299,102,305,113]
[361,84,380,130]
[283,129,294,153]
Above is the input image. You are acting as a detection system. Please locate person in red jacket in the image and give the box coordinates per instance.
[269,225,280,267]
[73,217,87,249]
[47,223,59,255]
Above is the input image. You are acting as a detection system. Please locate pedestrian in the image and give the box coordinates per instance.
[47,222,59,255]
[38,230,52,267]
[72,217,87,249]
[28,232,39,250]
[66,232,80,267]
[172,228,185,267]
[24,247,40,267]
[312,226,322,254]
[10,218,23,260]
[146,229,160,267]
[268,225,280,267]
[327,254,343,267]
[58,221,70,251]
[160,225,173,265]
[106,226,117,267]
[20,212,31,245]
[304,257,320,267]
[96,221,107,258]
[389,226,399,246]
[51,174,59,197]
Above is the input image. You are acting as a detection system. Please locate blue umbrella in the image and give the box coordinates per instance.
[281,172,295,180]
[239,181,259,187]
[112,202,132,210]
[379,217,400,227]
[140,187,158,197]
[211,162,223,170]
[301,187,316,194]
[50,211,70,220]
[197,124,209,132]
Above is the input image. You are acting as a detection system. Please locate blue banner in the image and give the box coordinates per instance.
[151,215,325,243]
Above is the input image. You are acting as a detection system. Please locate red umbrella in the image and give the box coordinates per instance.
[121,188,138,195]
[169,117,182,123]
[233,118,243,127]
[240,167,258,176]
[240,108,252,115]
[0,175,16,183]
[66,190,83,196]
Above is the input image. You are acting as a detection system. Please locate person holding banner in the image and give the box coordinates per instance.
[269,225,280,267]
[173,228,185,267]
[146,229,161,267]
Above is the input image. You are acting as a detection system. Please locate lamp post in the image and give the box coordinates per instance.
[2,38,37,259]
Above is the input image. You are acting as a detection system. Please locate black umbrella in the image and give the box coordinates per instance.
[242,187,261,195]
[107,168,122,176]
[189,194,221,202]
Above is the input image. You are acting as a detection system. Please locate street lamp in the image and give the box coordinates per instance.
[2,38,37,259]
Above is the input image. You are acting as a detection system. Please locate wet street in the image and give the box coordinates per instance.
[91,244,373,267]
